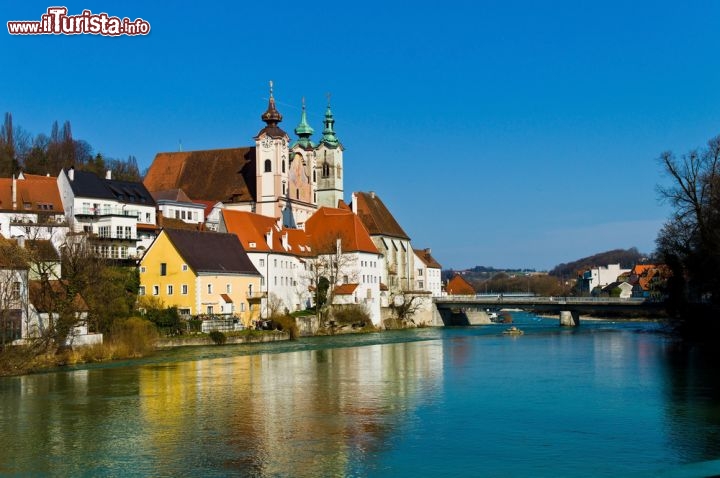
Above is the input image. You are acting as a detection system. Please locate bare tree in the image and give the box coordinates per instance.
[656,134,720,305]
[0,240,29,348]
[387,291,424,328]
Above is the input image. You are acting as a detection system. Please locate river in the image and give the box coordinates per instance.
[2,312,720,477]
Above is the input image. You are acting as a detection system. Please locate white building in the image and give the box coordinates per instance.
[579,264,631,293]
[58,168,157,260]
[151,189,205,225]
[414,248,443,297]
[0,173,69,249]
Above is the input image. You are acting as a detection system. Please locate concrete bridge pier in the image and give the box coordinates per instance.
[559,310,580,326]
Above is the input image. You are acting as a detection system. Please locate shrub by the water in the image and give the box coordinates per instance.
[209,330,227,345]
[109,317,158,357]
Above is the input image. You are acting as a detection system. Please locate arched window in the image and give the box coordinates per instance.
[282,160,286,173]
[322,163,330,178]
[264,159,271,173]
[296,189,299,199]
[313,170,316,182]
[282,183,286,195]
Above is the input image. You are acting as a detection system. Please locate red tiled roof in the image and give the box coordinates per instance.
[304,207,379,254]
[353,191,409,240]
[0,174,64,213]
[334,283,359,295]
[446,274,475,295]
[415,248,442,269]
[143,147,256,203]
[221,210,312,255]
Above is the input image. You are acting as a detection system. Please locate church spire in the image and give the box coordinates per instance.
[258,80,287,138]
[293,97,315,149]
[319,93,340,148]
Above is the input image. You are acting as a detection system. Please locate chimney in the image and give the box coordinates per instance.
[68,167,75,181]
[351,192,358,214]
[281,232,289,251]
[105,170,112,180]
[370,191,375,199]
[11,174,17,210]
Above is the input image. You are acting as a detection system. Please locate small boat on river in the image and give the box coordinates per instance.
[503,326,524,336]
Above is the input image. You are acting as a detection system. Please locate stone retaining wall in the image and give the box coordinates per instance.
[156,332,289,348]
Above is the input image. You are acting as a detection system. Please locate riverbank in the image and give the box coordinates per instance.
[156,330,290,348]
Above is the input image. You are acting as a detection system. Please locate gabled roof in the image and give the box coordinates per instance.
[415,248,442,269]
[151,188,199,205]
[162,229,259,276]
[446,274,475,295]
[62,169,155,206]
[352,191,409,240]
[143,147,256,204]
[221,210,313,256]
[0,173,64,213]
[334,283,359,295]
[304,207,379,254]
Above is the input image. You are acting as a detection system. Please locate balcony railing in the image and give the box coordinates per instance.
[77,207,141,218]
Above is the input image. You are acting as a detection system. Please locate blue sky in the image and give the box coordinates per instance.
[2,1,719,270]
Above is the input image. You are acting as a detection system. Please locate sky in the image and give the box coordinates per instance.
[2,1,719,271]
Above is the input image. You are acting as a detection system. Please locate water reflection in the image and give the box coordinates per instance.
[3,323,720,476]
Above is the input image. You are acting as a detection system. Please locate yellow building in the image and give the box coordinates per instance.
[139,229,261,326]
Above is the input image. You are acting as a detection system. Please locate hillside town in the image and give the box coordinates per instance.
[0,86,445,345]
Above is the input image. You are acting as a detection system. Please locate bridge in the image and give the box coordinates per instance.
[433,295,666,326]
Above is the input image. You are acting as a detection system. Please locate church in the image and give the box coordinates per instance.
[143,82,344,228]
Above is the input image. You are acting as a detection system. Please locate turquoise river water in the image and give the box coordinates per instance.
[2,312,720,477]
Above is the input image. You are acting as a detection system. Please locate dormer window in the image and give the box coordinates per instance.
[249,242,256,248]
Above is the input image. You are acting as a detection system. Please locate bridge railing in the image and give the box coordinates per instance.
[435,295,649,304]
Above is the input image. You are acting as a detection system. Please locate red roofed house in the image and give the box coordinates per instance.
[304,206,384,325]
[0,172,69,249]
[351,191,414,293]
[446,274,476,296]
[220,209,314,315]
[414,248,443,297]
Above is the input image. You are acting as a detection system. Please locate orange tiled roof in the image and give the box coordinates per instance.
[333,283,359,295]
[304,207,379,254]
[353,191,409,240]
[0,174,64,213]
[221,210,312,255]
[446,274,475,295]
[143,147,256,203]
[415,248,442,269]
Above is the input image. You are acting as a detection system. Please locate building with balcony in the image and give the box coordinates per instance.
[0,172,69,248]
[57,168,156,260]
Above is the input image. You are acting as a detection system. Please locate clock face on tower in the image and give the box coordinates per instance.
[261,137,272,150]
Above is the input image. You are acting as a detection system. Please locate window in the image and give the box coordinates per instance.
[282,160,286,173]
[240,303,245,312]
[160,263,167,276]
[264,159,272,172]
[145,212,151,223]
[322,163,330,178]
[181,284,188,295]
[419,281,424,289]
[313,170,316,182]
[126,226,132,239]
[182,264,188,271]
[248,284,253,296]
[152,285,159,296]
[207,305,214,315]
[11,282,21,301]
[138,286,145,296]
[296,189,299,199]
[259,258,265,267]
[116,226,124,238]
[226,284,232,294]
[140,266,146,273]
[167,285,174,295]
[207,284,212,294]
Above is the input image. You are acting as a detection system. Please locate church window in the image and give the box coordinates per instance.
[322,163,330,178]
[296,189,299,199]
[313,170,316,182]
[282,160,286,173]
[282,183,286,195]
[264,159,272,173]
